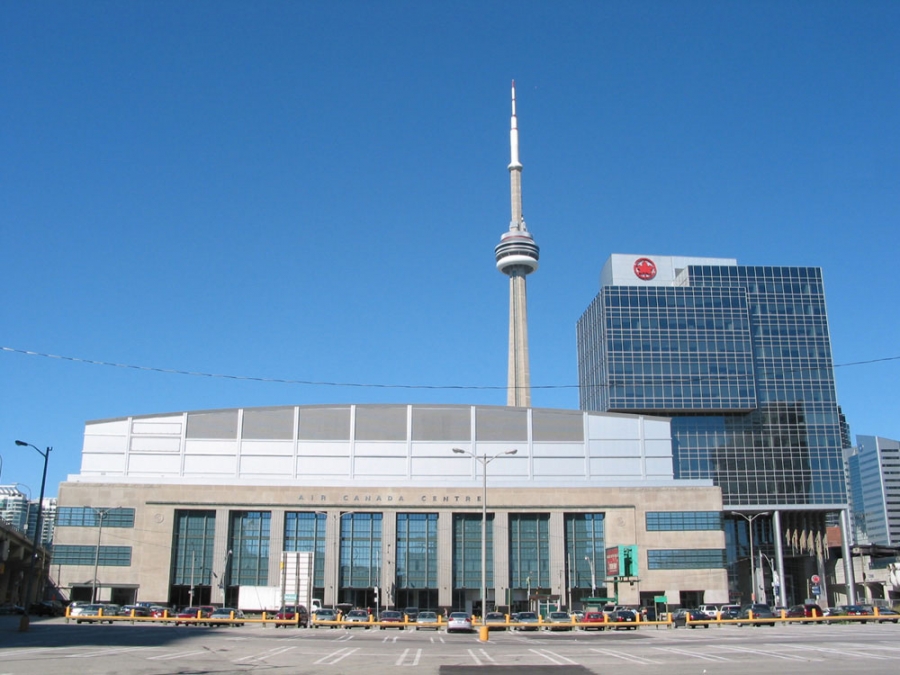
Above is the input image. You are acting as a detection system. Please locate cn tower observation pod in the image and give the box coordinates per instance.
[495,230,539,273]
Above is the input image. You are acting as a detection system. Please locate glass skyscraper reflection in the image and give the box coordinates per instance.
[577,254,854,604]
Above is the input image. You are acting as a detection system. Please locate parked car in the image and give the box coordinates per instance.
[606,609,638,630]
[786,604,823,620]
[274,605,309,627]
[736,604,776,626]
[673,608,709,628]
[343,608,371,628]
[174,606,211,625]
[840,605,871,623]
[414,610,440,630]
[0,604,25,615]
[873,607,899,623]
[210,607,245,626]
[73,604,117,624]
[379,610,405,628]
[545,611,574,631]
[447,612,473,633]
[514,610,540,631]
[403,607,420,622]
[718,605,740,620]
[823,606,846,623]
[119,605,151,617]
[484,611,508,630]
[311,607,339,628]
[697,604,719,619]
[29,600,65,617]
[581,610,607,630]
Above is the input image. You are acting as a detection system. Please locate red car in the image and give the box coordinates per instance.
[174,606,212,625]
[379,610,405,629]
[581,611,607,630]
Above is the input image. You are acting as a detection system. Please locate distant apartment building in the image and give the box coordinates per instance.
[0,487,56,546]
[846,436,900,546]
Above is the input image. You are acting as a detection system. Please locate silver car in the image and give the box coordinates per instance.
[415,610,440,630]
[342,608,371,628]
[447,612,473,633]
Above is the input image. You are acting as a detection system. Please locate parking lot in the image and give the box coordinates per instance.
[2,617,899,675]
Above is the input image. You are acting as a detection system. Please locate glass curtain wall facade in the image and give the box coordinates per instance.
[284,511,327,598]
[564,514,606,600]
[338,512,381,607]
[396,513,438,610]
[170,510,216,607]
[577,264,845,508]
[228,511,271,586]
[453,514,493,610]
[509,514,550,592]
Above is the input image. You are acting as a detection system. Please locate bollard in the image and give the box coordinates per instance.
[479,625,490,642]
[19,614,30,632]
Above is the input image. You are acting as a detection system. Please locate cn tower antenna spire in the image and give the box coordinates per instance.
[495,80,539,407]
[508,80,524,231]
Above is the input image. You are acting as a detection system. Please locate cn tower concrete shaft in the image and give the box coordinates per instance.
[507,271,531,407]
[494,81,539,407]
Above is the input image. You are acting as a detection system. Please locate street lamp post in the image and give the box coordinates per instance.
[585,555,597,596]
[14,440,51,614]
[760,551,780,606]
[452,448,517,617]
[91,507,118,603]
[731,511,770,603]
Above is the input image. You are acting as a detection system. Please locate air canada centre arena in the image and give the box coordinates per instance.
[54,403,728,614]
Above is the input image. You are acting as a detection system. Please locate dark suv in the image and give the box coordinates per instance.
[403,607,419,622]
[737,604,776,626]
[786,604,822,620]
[275,605,309,627]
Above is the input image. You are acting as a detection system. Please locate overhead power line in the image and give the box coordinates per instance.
[2,345,898,392]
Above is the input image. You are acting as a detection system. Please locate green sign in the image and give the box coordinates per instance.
[654,595,667,603]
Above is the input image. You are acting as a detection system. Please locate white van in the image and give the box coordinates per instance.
[698,604,719,618]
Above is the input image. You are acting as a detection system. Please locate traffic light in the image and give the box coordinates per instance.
[373,586,380,606]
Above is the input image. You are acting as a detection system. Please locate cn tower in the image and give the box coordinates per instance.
[495,80,539,407]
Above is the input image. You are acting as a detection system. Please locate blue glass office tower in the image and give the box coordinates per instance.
[577,254,855,605]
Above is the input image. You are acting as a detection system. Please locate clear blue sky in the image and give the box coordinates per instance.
[2,1,898,497]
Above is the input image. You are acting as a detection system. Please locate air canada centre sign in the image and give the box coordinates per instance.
[297,493,480,504]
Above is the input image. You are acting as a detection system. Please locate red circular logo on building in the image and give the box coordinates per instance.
[633,257,657,280]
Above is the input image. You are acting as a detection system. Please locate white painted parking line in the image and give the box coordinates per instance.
[466,648,496,666]
[589,648,661,665]
[0,649,57,657]
[477,648,496,663]
[790,644,891,660]
[314,647,359,665]
[147,650,208,661]
[654,646,732,661]
[429,635,445,643]
[66,647,150,658]
[233,645,298,662]
[395,648,423,666]
[717,645,820,662]
[383,634,401,643]
[530,649,578,665]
